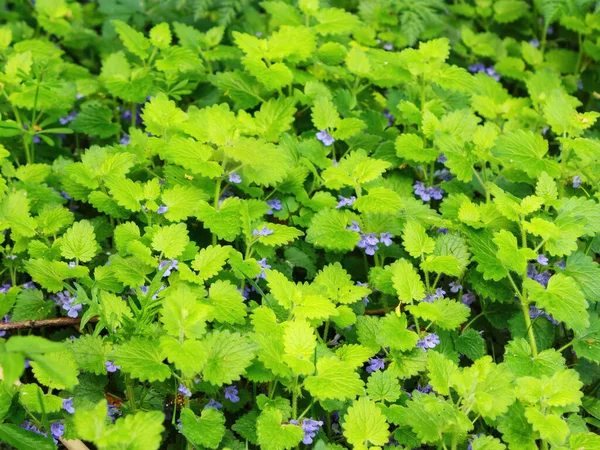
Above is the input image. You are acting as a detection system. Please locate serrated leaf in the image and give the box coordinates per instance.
[304,357,364,401]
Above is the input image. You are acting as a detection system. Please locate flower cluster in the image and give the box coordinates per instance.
[266,198,283,215]
[529,305,559,325]
[467,63,501,81]
[413,181,444,202]
[289,418,324,445]
[158,259,179,277]
[316,130,334,146]
[53,290,82,318]
[416,333,440,351]
[422,288,445,303]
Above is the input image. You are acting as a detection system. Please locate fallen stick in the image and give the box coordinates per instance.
[0,316,99,331]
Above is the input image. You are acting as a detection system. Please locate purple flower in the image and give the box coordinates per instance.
[434,168,453,182]
[468,63,486,73]
[316,130,335,146]
[138,284,165,299]
[573,175,582,188]
[53,290,81,318]
[33,135,41,144]
[22,281,35,290]
[257,258,271,279]
[383,42,393,51]
[224,385,240,403]
[60,191,73,201]
[437,153,447,164]
[422,288,445,303]
[346,221,361,232]
[547,25,554,35]
[336,196,356,209]
[529,305,559,325]
[356,282,370,305]
[555,260,566,270]
[229,172,242,184]
[366,357,385,373]
[430,185,444,200]
[75,93,84,99]
[50,422,64,441]
[0,283,11,294]
[383,109,394,127]
[379,232,393,247]
[437,227,448,234]
[120,134,131,145]
[416,333,440,351]
[462,291,476,306]
[5,254,16,260]
[21,421,46,437]
[62,397,75,414]
[158,259,178,277]
[485,66,501,81]
[204,399,223,410]
[253,226,274,238]
[577,79,584,90]
[536,254,549,266]
[417,384,434,394]
[358,233,379,256]
[59,111,77,125]
[0,314,10,337]
[414,181,431,202]
[266,198,283,215]
[105,361,120,373]
[157,205,168,214]
[238,286,251,299]
[289,418,324,445]
[529,39,540,48]
[178,384,192,398]
[107,404,120,421]
[449,281,462,293]
[68,261,76,268]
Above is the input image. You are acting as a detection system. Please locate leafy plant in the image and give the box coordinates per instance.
[1,0,600,449]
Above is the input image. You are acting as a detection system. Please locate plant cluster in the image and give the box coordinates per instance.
[0,0,600,449]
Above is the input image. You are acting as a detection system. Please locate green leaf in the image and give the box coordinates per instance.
[343,397,389,447]
[504,338,565,378]
[24,259,87,292]
[30,350,79,390]
[470,435,507,450]
[402,220,435,258]
[407,299,470,330]
[313,263,370,304]
[304,357,364,401]
[161,137,221,178]
[256,408,303,450]
[493,230,536,274]
[427,351,458,396]
[191,245,232,282]
[105,175,145,212]
[179,407,225,449]
[314,8,360,35]
[70,334,110,375]
[19,383,63,413]
[367,370,401,403]
[162,185,208,222]
[311,96,340,130]
[0,424,54,450]
[112,19,150,59]
[525,274,589,333]
[283,318,316,375]
[61,220,99,263]
[70,102,121,138]
[377,313,418,352]
[563,252,600,303]
[465,229,509,282]
[202,330,256,386]
[206,280,247,324]
[255,223,304,247]
[454,328,487,360]
[101,410,165,450]
[161,286,211,340]
[353,187,403,213]
[391,259,425,303]
[110,337,171,382]
[492,130,560,178]
[451,356,515,419]
[306,209,360,252]
[149,23,171,49]
[574,314,600,363]
[497,401,537,450]
[151,223,190,258]
[524,408,568,447]
[141,93,186,137]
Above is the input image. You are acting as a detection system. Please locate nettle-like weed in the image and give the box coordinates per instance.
[0,1,599,449]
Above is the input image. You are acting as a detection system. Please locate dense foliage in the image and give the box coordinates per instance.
[1,0,600,449]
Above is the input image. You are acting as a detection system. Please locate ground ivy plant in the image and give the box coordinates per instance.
[0,0,600,449]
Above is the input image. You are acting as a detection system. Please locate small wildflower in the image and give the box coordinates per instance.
[437,153,447,164]
[449,281,462,293]
[577,79,584,90]
[434,168,453,182]
[555,260,566,270]
[60,191,73,201]
[33,135,41,144]
[62,397,75,414]
[536,254,549,266]
[547,25,554,35]
[316,130,335,146]
[529,39,540,48]
[485,66,501,81]
[437,227,449,234]
[120,134,131,145]
[346,221,361,232]
[229,172,242,184]
[105,361,120,373]
[0,314,10,337]
[252,226,274,238]
[289,418,324,445]
[266,198,283,215]
[5,254,16,260]
[462,291,476,306]
[204,399,223,410]
[358,233,379,256]
[383,109,394,127]
[257,258,271,279]
[572,175,582,188]
[379,232,393,247]
[383,42,393,51]
[366,357,385,373]
[22,281,35,290]
[468,62,486,73]
[107,404,121,421]
[336,195,356,209]
[178,384,192,398]
[158,259,179,277]
[68,261,76,268]
[529,305,559,325]
[224,385,240,403]
[422,288,445,303]
[417,384,434,394]
[157,205,168,214]
[416,333,440,351]
[356,282,370,305]
[0,283,11,294]
[75,93,84,99]
[51,422,64,442]
[59,111,77,125]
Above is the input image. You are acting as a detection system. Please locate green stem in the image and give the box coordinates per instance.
[212,179,222,245]
[292,378,299,419]
[462,312,485,332]
[557,340,574,353]
[322,320,330,343]
[125,374,137,412]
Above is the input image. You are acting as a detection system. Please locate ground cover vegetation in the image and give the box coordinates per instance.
[0,0,600,449]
